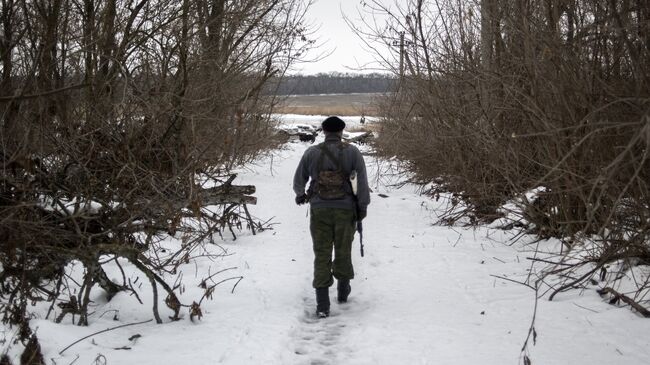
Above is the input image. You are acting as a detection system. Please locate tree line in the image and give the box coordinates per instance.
[269,72,396,95]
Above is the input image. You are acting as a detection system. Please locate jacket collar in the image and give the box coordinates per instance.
[324,134,342,143]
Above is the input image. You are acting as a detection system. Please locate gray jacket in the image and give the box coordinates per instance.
[293,134,370,211]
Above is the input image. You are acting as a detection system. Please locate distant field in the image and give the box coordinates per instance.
[273,93,387,116]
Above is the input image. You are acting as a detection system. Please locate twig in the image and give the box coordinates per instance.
[203,267,238,285]
[520,286,540,355]
[127,278,144,305]
[99,310,120,319]
[242,204,256,235]
[526,257,574,266]
[549,265,601,301]
[598,287,650,317]
[231,276,244,294]
[572,302,599,313]
[490,275,535,290]
[59,319,152,355]
[198,276,244,305]
[46,276,64,320]
[145,271,161,324]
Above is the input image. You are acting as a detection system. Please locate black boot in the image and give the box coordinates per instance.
[315,288,330,318]
[337,279,351,303]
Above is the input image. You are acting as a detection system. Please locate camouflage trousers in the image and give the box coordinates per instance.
[310,207,356,288]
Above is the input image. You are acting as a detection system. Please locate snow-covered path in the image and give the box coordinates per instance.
[25,117,650,365]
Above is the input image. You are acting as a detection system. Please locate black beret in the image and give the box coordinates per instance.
[322,116,346,132]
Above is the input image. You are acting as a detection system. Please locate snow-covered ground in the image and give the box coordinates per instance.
[271,114,377,129]
[3,115,650,364]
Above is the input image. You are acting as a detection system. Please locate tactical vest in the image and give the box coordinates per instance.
[315,142,348,200]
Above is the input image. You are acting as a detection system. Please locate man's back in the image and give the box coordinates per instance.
[293,136,370,211]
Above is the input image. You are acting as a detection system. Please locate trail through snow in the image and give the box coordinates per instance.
[13,116,650,365]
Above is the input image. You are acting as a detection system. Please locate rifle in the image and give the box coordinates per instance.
[349,171,364,257]
[358,220,364,257]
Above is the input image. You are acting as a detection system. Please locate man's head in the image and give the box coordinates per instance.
[321,116,345,137]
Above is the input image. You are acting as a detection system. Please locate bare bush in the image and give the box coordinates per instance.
[0,0,311,347]
[362,0,650,301]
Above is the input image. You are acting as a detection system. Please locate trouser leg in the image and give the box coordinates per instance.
[332,209,355,281]
[310,208,334,288]
[310,208,356,289]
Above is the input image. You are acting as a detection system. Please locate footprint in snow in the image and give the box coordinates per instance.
[290,296,350,364]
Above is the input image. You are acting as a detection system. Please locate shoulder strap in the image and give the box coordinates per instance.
[317,142,342,172]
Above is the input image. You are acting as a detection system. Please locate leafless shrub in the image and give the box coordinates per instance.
[363,0,650,300]
[0,0,312,350]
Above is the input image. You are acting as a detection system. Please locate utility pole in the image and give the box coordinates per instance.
[399,31,405,79]
[391,32,405,81]
[391,31,411,82]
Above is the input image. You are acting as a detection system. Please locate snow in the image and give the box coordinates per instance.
[3,115,650,365]
[271,114,377,129]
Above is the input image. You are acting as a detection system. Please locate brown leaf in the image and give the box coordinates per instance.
[190,301,203,322]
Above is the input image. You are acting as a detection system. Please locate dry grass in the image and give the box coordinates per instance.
[347,124,380,133]
[273,93,385,116]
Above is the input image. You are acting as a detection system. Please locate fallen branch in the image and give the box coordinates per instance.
[597,287,650,317]
[202,194,257,206]
[59,319,153,355]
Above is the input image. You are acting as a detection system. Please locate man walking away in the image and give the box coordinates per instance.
[293,116,370,318]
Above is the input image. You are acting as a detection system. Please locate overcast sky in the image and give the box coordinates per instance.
[293,0,389,75]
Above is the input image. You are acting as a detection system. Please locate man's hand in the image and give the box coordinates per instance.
[357,209,367,221]
[295,194,308,205]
